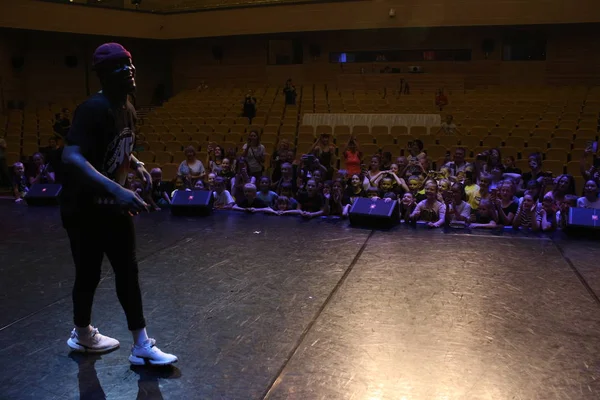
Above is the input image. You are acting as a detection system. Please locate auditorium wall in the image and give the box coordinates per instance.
[170,24,600,91]
[0,29,172,106]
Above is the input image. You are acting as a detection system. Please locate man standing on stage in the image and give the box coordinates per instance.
[61,43,177,366]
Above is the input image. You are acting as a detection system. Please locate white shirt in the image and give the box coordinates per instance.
[577,197,600,209]
[213,190,234,207]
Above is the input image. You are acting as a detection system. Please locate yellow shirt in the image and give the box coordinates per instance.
[465,184,481,210]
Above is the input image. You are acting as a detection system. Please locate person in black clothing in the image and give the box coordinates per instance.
[232,183,271,213]
[60,42,177,365]
[283,79,297,105]
[242,90,257,123]
[53,109,71,138]
[296,179,328,218]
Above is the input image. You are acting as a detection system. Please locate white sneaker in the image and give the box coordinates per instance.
[129,338,178,366]
[67,327,120,353]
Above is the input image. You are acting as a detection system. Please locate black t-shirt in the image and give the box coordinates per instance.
[151,180,170,202]
[297,192,325,212]
[328,194,351,215]
[501,201,519,216]
[521,170,543,185]
[236,197,268,208]
[60,93,137,216]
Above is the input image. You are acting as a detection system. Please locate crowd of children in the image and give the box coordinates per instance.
[10,133,600,233]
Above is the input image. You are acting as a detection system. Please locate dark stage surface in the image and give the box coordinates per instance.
[2,203,600,400]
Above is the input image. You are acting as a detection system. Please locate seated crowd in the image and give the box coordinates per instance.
[9,130,600,232]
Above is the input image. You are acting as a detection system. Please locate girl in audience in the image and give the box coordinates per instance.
[366,155,385,188]
[12,162,28,203]
[478,173,492,201]
[557,195,578,229]
[322,180,332,198]
[328,179,351,217]
[519,152,544,193]
[257,176,278,207]
[29,152,55,185]
[242,130,265,180]
[513,191,541,231]
[207,144,225,174]
[400,192,417,222]
[296,179,328,218]
[207,173,216,189]
[346,174,366,202]
[410,181,446,228]
[494,180,518,225]
[538,195,557,232]
[577,180,600,209]
[212,177,235,209]
[407,139,425,159]
[312,169,324,192]
[311,133,336,179]
[388,166,410,195]
[546,174,576,207]
[343,137,362,176]
[445,182,471,225]
[148,168,171,211]
[218,157,235,186]
[273,162,297,194]
[231,157,255,201]
[277,182,299,209]
[271,140,292,182]
[469,199,498,229]
[178,146,206,188]
[272,196,302,216]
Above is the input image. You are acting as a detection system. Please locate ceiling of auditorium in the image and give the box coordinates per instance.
[45,0,338,13]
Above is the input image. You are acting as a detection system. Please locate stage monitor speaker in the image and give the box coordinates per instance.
[349,197,399,228]
[567,207,600,229]
[25,184,62,206]
[170,189,214,216]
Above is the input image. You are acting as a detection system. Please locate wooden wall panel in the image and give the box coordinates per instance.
[2,0,600,40]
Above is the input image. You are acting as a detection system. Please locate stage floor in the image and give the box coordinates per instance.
[1,204,600,400]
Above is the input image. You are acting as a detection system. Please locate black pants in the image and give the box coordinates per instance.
[64,212,146,331]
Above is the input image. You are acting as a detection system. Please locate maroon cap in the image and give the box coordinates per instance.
[92,43,132,68]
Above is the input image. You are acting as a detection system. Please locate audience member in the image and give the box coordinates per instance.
[513,191,541,231]
[577,180,600,209]
[410,181,446,228]
[444,147,471,177]
[242,90,257,123]
[328,179,351,217]
[436,115,461,135]
[494,180,519,225]
[445,182,471,225]
[242,130,265,180]
[469,199,498,229]
[178,146,206,188]
[257,176,278,207]
[207,144,225,174]
[147,168,171,211]
[53,108,71,138]
[29,152,56,185]
[12,162,28,203]
[296,179,328,219]
[271,140,292,182]
[311,133,335,179]
[343,137,362,176]
[212,177,235,209]
[232,183,271,213]
[231,157,255,201]
[283,79,297,105]
[539,195,557,232]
